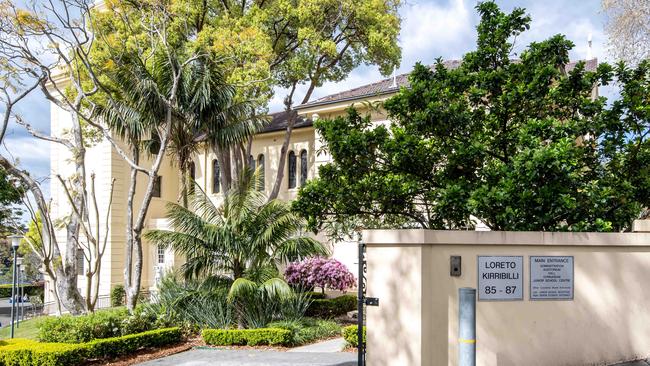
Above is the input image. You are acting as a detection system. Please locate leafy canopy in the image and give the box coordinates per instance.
[294,1,650,233]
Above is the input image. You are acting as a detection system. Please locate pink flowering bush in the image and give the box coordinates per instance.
[284,257,356,292]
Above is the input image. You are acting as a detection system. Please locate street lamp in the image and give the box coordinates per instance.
[8,234,21,339]
[20,265,25,324]
[15,257,23,329]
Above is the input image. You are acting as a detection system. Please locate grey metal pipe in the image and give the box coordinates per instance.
[357,241,365,366]
[10,248,17,338]
[459,287,476,366]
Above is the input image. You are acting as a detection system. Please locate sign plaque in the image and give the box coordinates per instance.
[530,256,574,300]
[477,256,523,301]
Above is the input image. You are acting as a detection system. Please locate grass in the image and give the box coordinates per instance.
[0,317,41,340]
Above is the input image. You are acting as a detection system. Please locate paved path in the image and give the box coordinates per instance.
[0,298,12,328]
[611,360,650,366]
[287,338,346,353]
[137,348,357,366]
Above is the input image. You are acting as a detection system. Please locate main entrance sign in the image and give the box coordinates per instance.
[530,256,574,300]
[477,256,523,301]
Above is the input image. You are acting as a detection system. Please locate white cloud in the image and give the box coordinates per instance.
[1,135,51,179]
[399,0,475,69]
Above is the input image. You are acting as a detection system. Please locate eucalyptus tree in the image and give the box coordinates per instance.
[87,0,258,310]
[172,0,403,195]
[0,0,120,314]
[603,0,650,66]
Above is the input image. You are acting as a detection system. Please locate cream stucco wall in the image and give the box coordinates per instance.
[364,229,650,366]
[47,78,398,307]
[47,101,180,306]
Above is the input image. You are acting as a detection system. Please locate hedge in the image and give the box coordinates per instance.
[0,327,182,366]
[0,339,86,366]
[0,284,44,298]
[342,325,366,348]
[37,307,154,343]
[306,294,357,318]
[85,327,182,359]
[202,328,292,346]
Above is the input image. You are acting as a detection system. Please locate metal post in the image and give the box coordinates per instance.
[16,266,20,328]
[9,247,17,338]
[20,268,24,322]
[459,288,476,366]
[357,241,365,366]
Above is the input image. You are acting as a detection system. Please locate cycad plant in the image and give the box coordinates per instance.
[145,168,329,282]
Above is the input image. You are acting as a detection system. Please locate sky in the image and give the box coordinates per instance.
[1,0,611,198]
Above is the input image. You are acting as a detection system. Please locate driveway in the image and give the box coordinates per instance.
[137,348,357,366]
[0,298,12,327]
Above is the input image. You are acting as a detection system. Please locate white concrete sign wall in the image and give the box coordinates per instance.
[530,256,574,300]
[477,256,523,301]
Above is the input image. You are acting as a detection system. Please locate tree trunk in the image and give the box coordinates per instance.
[126,115,173,312]
[0,155,87,313]
[268,111,296,200]
[214,144,232,193]
[125,146,139,311]
[232,145,243,183]
[268,81,317,200]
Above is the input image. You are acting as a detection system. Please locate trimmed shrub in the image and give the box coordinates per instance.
[202,328,292,346]
[0,328,182,366]
[342,325,365,348]
[85,327,182,359]
[306,295,357,318]
[37,307,153,343]
[267,318,341,346]
[110,285,126,307]
[0,339,86,366]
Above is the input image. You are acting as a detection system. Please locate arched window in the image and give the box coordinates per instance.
[300,150,308,186]
[248,155,255,170]
[188,161,196,194]
[152,175,162,198]
[212,159,220,193]
[288,151,296,189]
[257,154,265,191]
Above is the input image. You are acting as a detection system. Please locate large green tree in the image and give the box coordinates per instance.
[294,2,650,233]
[186,0,403,195]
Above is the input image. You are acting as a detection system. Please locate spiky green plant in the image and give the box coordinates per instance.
[145,168,329,281]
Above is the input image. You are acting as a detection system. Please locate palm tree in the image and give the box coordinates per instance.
[145,168,329,282]
[172,58,265,207]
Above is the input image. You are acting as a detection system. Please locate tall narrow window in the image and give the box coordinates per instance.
[248,155,255,170]
[212,159,220,194]
[188,162,196,194]
[76,248,85,275]
[300,150,308,186]
[257,154,265,191]
[152,176,162,198]
[288,151,296,189]
[157,245,165,264]
[189,162,196,180]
